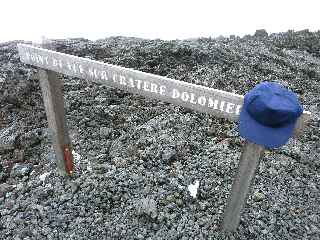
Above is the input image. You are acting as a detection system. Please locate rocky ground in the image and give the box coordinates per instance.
[0,30,319,239]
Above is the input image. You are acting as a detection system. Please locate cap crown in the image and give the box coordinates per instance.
[244,82,303,127]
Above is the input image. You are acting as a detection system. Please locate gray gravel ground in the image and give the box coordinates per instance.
[0,29,320,239]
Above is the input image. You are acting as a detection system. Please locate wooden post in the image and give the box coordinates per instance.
[37,39,74,176]
[221,141,265,231]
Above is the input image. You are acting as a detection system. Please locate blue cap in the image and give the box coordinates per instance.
[239,81,303,149]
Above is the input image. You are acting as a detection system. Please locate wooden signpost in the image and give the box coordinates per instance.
[17,42,311,232]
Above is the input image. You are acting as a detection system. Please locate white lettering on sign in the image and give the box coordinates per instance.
[66,62,84,74]
[189,93,197,104]
[128,78,135,88]
[198,96,206,106]
[170,88,241,115]
[25,52,50,66]
[225,103,235,114]
[208,98,219,109]
[172,89,180,99]
[119,75,126,85]
[88,68,99,79]
[100,71,107,80]
[111,74,167,96]
[52,58,63,68]
[150,83,158,93]
[18,45,244,120]
[235,105,242,115]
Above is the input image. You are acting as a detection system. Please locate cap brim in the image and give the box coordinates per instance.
[239,108,296,149]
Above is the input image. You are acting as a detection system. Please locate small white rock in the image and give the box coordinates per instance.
[39,172,50,181]
[87,163,92,172]
[188,180,200,199]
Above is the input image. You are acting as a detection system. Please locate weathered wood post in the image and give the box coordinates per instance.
[221,142,265,231]
[37,39,74,176]
[221,95,311,232]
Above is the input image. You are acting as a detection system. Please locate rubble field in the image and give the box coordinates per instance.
[0,30,319,239]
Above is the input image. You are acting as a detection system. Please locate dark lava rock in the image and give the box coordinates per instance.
[0,164,7,183]
[0,124,19,152]
[136,197,158,219]
[99,127,113,138]
[161,148,177,164]
[10,163,33,178]
[254,29,268,38]
[17,128,43,149]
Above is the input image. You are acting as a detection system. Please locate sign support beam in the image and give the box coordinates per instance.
[38,39,74,176]
[221,141,265,231]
